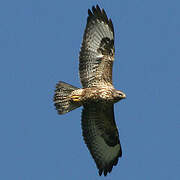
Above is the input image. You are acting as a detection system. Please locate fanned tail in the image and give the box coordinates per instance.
[54,81,81,114]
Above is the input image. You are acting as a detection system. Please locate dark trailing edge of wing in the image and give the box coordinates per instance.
[87,5,114,36]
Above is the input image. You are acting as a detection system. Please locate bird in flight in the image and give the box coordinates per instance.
[54,5,126,176]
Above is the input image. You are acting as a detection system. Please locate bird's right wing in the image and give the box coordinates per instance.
[81,103,122,176]
[79,5,115,88]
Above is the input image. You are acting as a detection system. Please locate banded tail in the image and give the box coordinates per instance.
[54,81,81,114]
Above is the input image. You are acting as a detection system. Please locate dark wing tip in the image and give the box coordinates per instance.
[88,9,93,16]
[97,145,122,176]
[99,170,102,176]
[87,4,114,35]
[96,4,101,12]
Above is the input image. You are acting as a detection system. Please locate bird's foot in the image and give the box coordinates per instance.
[71,95,81,102]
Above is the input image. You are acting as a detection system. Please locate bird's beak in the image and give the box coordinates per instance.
[121,92,126,99]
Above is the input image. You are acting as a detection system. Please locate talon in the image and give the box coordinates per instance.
[71,95,80,102]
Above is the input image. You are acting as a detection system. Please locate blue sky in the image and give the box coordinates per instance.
[0,0,180,179]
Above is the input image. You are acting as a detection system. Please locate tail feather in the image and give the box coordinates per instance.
[54,81,81,114]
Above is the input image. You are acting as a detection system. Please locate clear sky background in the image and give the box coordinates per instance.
[0,0,179,179]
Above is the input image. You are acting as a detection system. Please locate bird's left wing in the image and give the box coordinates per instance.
[79,5,115,88]
[81,103,122,176]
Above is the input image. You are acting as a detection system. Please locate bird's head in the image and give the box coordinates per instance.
[113,90,126,102]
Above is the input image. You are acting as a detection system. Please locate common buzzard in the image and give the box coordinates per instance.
[54,5,126,176]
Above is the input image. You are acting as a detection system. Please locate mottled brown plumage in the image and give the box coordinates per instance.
[53,5,126,176]
[79,5,114,88]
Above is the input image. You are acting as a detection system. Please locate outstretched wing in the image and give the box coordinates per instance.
[79,5,115,88]
[81,103,122,176]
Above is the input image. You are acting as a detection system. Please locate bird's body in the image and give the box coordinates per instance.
[70,85,124,104]
[53,5,126,176]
